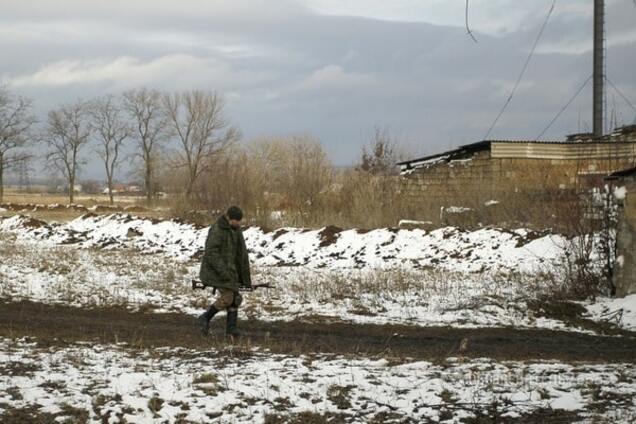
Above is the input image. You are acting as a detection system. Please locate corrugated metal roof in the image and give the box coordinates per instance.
[399,139,636,167]
[398,141,491,167]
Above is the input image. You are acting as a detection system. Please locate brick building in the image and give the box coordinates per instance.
[398,126,636,224]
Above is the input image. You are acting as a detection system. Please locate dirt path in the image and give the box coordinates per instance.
[1,300,635,362]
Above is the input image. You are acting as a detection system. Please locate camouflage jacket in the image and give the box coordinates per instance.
[199,215,252,291]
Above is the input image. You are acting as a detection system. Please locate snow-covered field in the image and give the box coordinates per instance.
[0,213,564,272]
[1,213,634,333]
[0,340,636,423]
[2,212,635,423]
[2,338,635,423]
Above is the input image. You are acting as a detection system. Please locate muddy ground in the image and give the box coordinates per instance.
[1,300,635,363]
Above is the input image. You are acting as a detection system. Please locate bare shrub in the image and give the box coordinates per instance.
[174,136,334,227]
[549,188,617,300]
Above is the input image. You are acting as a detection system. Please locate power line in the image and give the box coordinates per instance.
[536,74,593,140]
[483,0,557,140]
[465,0,478,43]
[605,77,636,124]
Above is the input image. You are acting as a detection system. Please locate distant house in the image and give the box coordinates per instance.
[101,184,143,195]
[398,125,636,223]
[58,184,83,194]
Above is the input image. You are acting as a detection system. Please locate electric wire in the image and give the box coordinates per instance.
[535,74,593,140]
[483,0,557,140]
[605,77,636,124]
[465,0,478,43]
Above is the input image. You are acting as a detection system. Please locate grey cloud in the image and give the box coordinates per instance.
[1,0,635,178]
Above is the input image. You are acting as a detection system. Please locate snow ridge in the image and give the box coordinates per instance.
[0,213,564,272]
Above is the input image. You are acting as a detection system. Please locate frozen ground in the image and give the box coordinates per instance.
[1,212,635,423]
[1,231,632,334]
[0,213,564,272]
[1,338,635,423]
[0,214,634,333]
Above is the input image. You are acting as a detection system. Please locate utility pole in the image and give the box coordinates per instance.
[593,0,605,138]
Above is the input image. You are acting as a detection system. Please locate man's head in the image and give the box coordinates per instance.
[226,206,243,229]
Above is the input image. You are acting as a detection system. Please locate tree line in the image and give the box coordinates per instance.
[0,86,238,204]
[1,85,411,228]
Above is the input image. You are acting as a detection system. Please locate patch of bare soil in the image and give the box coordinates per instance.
[318,225,342,247]
[123,205,148,213]
[91,205,121,213]
[21,217,48,228]
[272,228,289,241]
[0,404,89,424]
[263,408,582,424]
[1,301,635,363]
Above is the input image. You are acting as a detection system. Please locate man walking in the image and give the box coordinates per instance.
[197,206,252,336]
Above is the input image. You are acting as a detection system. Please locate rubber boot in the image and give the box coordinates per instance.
[226,308,240,337]
[197,305,219,336]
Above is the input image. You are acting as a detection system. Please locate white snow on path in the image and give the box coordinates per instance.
[1,338,635,423]
[0,213,565,273]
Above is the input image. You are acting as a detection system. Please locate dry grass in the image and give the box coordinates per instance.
[2,189,141,206]
[1,190,172,222]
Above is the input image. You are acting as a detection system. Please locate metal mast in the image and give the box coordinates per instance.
[593,0,605,138]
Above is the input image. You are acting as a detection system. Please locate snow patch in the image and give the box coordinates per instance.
[614,185,627,200]
[585,294,636,331]
[1,213,567,273]
[2,338,635,423]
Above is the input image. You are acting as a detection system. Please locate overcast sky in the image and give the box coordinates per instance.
[2,0,636,179]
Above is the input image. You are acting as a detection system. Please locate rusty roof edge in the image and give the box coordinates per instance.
[397,141,491,166]
[398,139,636,166]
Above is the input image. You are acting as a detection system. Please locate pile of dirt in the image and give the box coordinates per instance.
[272,229,289,241]
[0,203,30,211]
[92,205,122,212]
[21,217,48,229]
[513,229,551,248]
[124,206,148,213]
[318,225,342,247]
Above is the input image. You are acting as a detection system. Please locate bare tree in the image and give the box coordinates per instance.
[163,90,240,197]
[357,127,400,176]
[90,95,131,205]
[0,87,36,203]
[45,100,91,204]
[122,88,169,201]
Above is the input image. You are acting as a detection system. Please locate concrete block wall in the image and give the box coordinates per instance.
[615,183,636,296]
